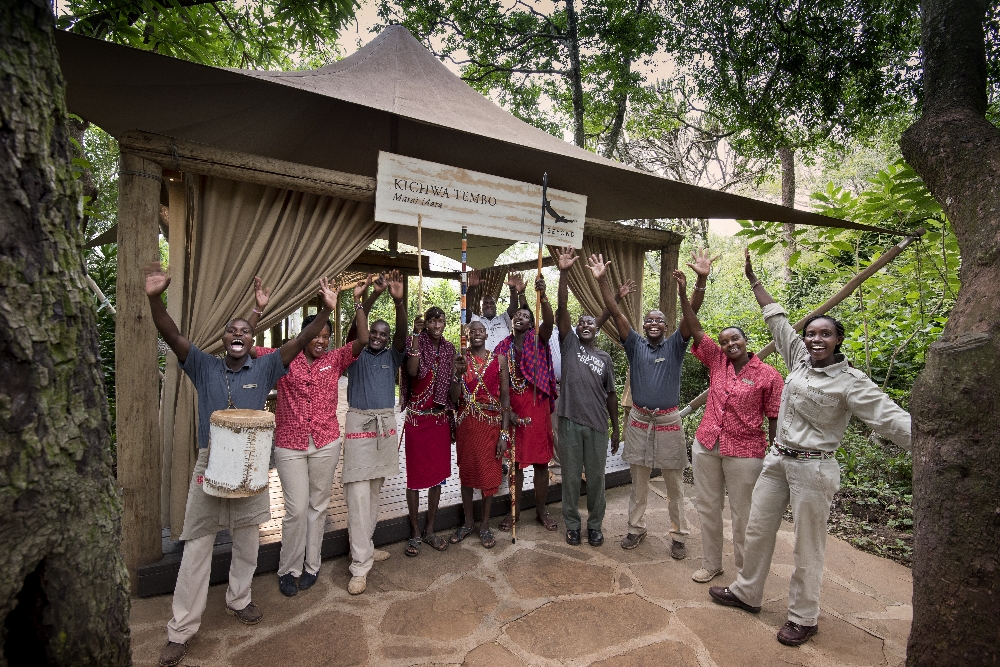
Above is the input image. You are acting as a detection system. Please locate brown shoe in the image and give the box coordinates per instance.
[620,532,646,550]
[777,621,818,646]
[159,641,187,667]
[670,539,687,560]
[226,601,263,625]
[708,586,761,613]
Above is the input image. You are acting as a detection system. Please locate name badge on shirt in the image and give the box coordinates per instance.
[382,364,390,369]
[654,358,665,363]
[242,383,257,389]
[741,378,755,386]
[320,365,332,372]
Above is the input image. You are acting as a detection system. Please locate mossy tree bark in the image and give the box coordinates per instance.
[900,1,1000,664]
[0,1,131,665]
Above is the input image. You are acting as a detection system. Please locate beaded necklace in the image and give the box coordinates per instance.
[507,344,529,394]
[458,350,502,425]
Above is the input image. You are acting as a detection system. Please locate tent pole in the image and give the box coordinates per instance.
[678,229,926,418]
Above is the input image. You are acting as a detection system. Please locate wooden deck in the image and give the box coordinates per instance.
[138,378,634,596]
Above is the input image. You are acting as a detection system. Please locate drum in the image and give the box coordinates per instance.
[203,409,275,498]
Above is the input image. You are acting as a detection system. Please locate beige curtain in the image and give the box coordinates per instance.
[468,265,508,315]
[160,173,385,537]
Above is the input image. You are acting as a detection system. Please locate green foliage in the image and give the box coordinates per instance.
[663,0,920,157]
[59,0,356,69]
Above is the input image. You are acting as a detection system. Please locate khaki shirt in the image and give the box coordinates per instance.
[764,303,911,453]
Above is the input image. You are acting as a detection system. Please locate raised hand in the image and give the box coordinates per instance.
[452,353,467,377]
[353,279,368,301]
[468,269,481,288]
[412,315,425,335]
[507,272,526,293]
[371,272,388,295]
[687,247,721,278]
[253,276,271,310]
[387,269,405,300]
[617,278,637,300]
[744,246,758,283]
[586,253,610,281]
[534,275,546,294]
[318,277,339,311]
[672,269,688,295]
[555,245,578,271]
[144,262,171,296]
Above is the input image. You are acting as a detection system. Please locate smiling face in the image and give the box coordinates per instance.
[223,319,254,361]
[304,324,331,361]
[424,315,445,340]
[642,310,667,342]
[481,295,497,319]
[576,315,597,342]
[803,317,844,367]
[512,307,533,333]
[368,320,390,352]
[718,327,749,363]
[468,321,487,349]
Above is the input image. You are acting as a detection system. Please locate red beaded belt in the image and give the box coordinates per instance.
[631,404,679,416]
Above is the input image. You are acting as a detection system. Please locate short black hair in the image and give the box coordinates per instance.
[371,319,390,331]
[802,315,846,354]
[303,313,333,335]
[226,318,255,335]
[719,326,748,341]
[514,306,535,327]
[424,306,446,321]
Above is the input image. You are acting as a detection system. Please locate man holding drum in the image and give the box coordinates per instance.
[248,276,370,597]
[145,264,338,667]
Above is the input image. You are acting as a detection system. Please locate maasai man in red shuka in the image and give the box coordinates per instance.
[448,320,511,549]
[496,275,559,532]
[400,306,457,556]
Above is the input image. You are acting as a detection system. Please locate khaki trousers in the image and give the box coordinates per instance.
[729,451,840,626]
[692,438,764,572]
[345,477,384,577]
[166,525,258,643]
[274,436,340,578]
[628,464,689,542]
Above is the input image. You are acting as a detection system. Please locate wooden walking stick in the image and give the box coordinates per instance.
[417,213,424,316]
[678,229,926,418]
[460,225,468,353]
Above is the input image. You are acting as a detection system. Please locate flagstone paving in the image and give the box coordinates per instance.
[129,482,912,666]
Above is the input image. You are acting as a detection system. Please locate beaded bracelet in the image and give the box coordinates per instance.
[750,279,763,289]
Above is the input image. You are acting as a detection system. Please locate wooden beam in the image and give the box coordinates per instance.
[116,152,163,592]
[496,256,556,273]
[585,217,683,249]
[659,243,681,335]
[118,130,376,203]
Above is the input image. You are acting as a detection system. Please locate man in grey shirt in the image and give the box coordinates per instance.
[553,247,621,547]
[146,264,337,667]
[588,248,715,559]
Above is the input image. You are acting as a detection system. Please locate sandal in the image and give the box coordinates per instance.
[480,528,496,549]
[422,532,449,551]
[449,525,474,544]
[405,537,421,557]
[536,511,558,531]
[498,513,518,532]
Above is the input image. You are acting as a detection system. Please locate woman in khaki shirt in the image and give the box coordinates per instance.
[708,249,912,647]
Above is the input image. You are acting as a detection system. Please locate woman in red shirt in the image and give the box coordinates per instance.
[674,270,784,585]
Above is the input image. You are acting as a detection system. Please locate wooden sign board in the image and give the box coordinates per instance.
[375,152,587,248]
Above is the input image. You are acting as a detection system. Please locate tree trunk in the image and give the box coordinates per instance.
[778,146,796,282]
[899,1,1000,665]
[0,2,131,665]
[564,0,586,148]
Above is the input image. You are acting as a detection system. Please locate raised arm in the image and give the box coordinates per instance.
[349,280,370,356]
[594,279,636,330]
[386,270,408,352]
[536,275,554,343]
[587,254,631,341]
[673,270,705,346]
[744,247,776,308]
[278,277,338,367]
[681,247,718,338]
[145,263,191,362]
[554,246,578,341]
[347,273,386,343]
[506,273,526,319]
[404,319,422,378]
[247,276,270,332]
[745,248,806,368]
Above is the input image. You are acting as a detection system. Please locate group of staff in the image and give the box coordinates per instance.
[148,240,912,667]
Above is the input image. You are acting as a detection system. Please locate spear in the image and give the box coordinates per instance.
[460,225,468,354]
[533,173,548,404]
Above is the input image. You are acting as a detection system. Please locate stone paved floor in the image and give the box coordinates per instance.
[130,482,912,666]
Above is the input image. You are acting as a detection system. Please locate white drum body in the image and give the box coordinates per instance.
[203,409,275,498]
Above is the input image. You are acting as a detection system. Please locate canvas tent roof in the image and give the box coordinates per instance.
[55,25,865,239]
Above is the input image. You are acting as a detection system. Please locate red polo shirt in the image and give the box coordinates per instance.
[692,335,784,458]
[255,344,358,450]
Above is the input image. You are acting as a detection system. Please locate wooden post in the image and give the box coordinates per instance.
[116,152,163,592]
[659,243,681,335]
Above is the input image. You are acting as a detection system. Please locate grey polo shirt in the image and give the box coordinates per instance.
[347,345,406,410]
[179,345,288,449]
[622,328,689,410]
